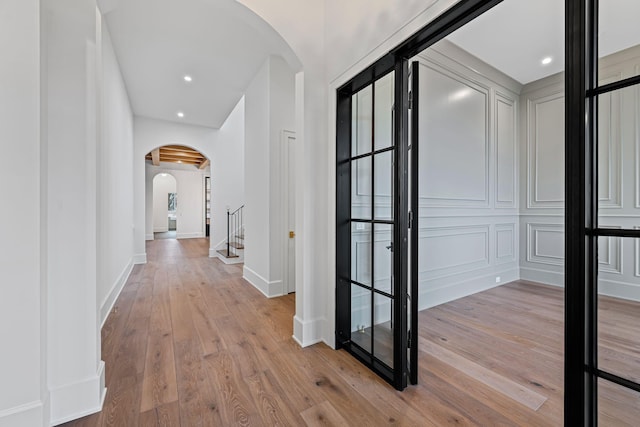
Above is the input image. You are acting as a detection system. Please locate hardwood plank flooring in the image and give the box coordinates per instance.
[62,238,640,426]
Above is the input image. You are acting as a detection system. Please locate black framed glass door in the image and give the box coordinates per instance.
[336,63,411,390]
[336,0,505,393]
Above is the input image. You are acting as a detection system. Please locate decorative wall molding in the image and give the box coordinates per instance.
[418,225,490,278]
[495,93,517,208]
[527,92,565,208]
[417,61,490,208]
[597,233,622,275]
[495,223,516,264]
[597,73,623,209]
[527,223,564,266]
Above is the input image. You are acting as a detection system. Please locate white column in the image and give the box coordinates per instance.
[0,1,47,425]
[42,1,105,424]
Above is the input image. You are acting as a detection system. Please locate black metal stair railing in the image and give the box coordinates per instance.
[226,205,244,256]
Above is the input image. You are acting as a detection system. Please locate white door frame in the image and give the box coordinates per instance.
[281,130,296,294]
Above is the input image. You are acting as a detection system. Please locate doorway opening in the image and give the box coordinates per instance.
[153,173,178,239]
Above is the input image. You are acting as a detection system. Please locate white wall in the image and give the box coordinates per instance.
[97,20,136,326]
[519,45,640,301]
[212,97,246,252]
[243,55,295,297]
[152,174,177,232]
[146,164,207,238]
[0,0,46,425]
[324,0,461,81]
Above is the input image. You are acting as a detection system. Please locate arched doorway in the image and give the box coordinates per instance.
[145,145,210,245]
[152,173,177,239]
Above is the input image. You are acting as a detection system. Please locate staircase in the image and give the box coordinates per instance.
[216,205,244,264]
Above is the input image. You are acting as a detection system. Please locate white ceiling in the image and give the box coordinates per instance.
[102,0,300,129]
[102,0,640,128]
[447,0,640,85]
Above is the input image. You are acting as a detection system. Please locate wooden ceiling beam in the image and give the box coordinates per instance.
[160,158,203,164]
[162,145,198,152]
[151,148,160,166]
[159,150,204,160]
[158,158,201,165]
[198,158,210,170]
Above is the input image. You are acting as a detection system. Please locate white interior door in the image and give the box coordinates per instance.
[283,131,296,294]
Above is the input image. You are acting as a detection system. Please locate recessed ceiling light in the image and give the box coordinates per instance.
[183,75,192,82]
[177,111,184,118]
[541,56,553,65]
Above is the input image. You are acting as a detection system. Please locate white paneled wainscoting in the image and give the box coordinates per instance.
[413,42,520,311]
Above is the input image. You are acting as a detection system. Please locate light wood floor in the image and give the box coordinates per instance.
[62,238,639,426]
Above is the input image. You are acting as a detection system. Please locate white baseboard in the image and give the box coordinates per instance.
[242,266,283,297]
[145,233,154,241]
[100,259,134,328]
[599,279,640,302]
[520,267,564,287]
[177,232,204,239]
[132,253,147,265]
[153,227,168,233]
[419,267,519,311]
[0,400,44,427]
[50,362,106,426]
[217,252,244,264]
[209,248,217,258]
[293,315,324,347]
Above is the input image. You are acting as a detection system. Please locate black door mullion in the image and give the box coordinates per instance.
[565,0,594,423]
[408,60,420,386]
[392,58,409,390]
[370,82,376,368]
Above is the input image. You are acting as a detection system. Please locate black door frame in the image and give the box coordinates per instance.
[565,0,640,424]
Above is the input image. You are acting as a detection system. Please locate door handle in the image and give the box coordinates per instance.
[289,231,295,239]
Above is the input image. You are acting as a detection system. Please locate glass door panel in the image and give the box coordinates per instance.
[373,223,393,292]
[352,157,372,220]
[373,151,394,220]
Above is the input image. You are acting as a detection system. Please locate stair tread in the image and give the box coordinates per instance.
[216,249,238,258]
[228,242,244,249]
